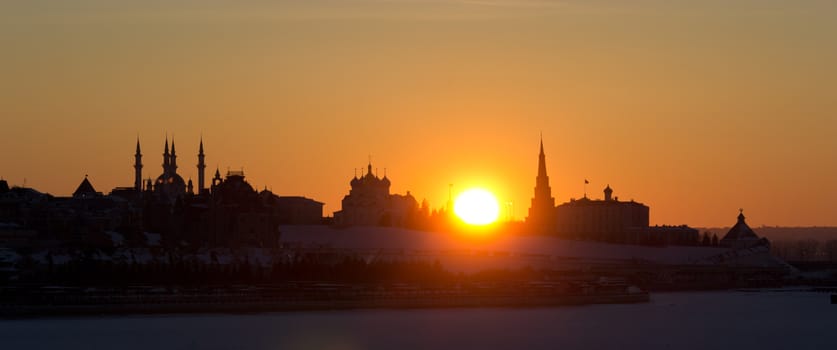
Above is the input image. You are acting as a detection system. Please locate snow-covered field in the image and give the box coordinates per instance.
[1,290,835,349]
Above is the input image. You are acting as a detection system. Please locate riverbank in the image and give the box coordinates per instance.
[0,283,648,318]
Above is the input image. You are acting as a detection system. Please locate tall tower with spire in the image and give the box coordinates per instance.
[526,136,556,232]
[169,137,178,172]
[197,138,206,194]
[163,137,170,173]
[134,138,143,192]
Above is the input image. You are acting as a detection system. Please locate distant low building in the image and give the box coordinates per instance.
[645,225,700,246]
[276,196,324,225]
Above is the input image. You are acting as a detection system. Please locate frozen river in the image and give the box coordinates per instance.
[2,290,835,350]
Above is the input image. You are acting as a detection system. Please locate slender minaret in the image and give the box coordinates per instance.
[134,138,143,192]
[197,138,206,193]
[163,137,170,174]
[212,167,223,188]
[527,136,556,229]
[170,136,178,173]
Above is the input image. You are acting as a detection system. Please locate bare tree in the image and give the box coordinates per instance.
[796,239,821,262]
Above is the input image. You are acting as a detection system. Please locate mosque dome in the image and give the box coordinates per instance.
[155,173,186,188]
[154,172,186,203]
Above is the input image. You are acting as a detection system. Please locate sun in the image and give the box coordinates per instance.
[454,188,501,225]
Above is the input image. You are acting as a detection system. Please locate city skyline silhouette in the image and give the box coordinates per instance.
[2,3,837,348]
[2,1,836,227]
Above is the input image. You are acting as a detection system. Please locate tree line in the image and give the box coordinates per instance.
[771,239,837,262]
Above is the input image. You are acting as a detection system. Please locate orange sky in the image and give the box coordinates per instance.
[1,1,836,227]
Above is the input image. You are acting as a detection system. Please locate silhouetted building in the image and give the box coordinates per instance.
[72,176,101,198]
[334,162,418,227]
[555,186,650,243]
[201,170,281,247]
[275,196,324,225]
[720,210,769,249]
[153,137,187,205]
[646,225,700,246]
[526,137,556,233]
[2,135,332,249]
[122,138,287,247]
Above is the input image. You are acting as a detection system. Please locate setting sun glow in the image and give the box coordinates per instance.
[454,189,500,225]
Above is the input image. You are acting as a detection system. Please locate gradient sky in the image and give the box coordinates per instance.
[1,0,836,227]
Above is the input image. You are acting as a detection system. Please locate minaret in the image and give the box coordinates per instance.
[527,136,556,230]
[134,138,143,192]
[163,137,170,174]
[197,138,206,193]
[212,167,223,188]
[169,137,178,173]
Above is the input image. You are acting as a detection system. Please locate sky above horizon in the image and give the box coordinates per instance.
[2,1,836,227]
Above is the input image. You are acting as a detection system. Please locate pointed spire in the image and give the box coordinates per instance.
[197,137,206,194]
[169,136,178,171]
[135,137,143,192]
[163,135,170,171]
[528,134,555,227]
[738,208,746,223]
[537,137,548,179]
